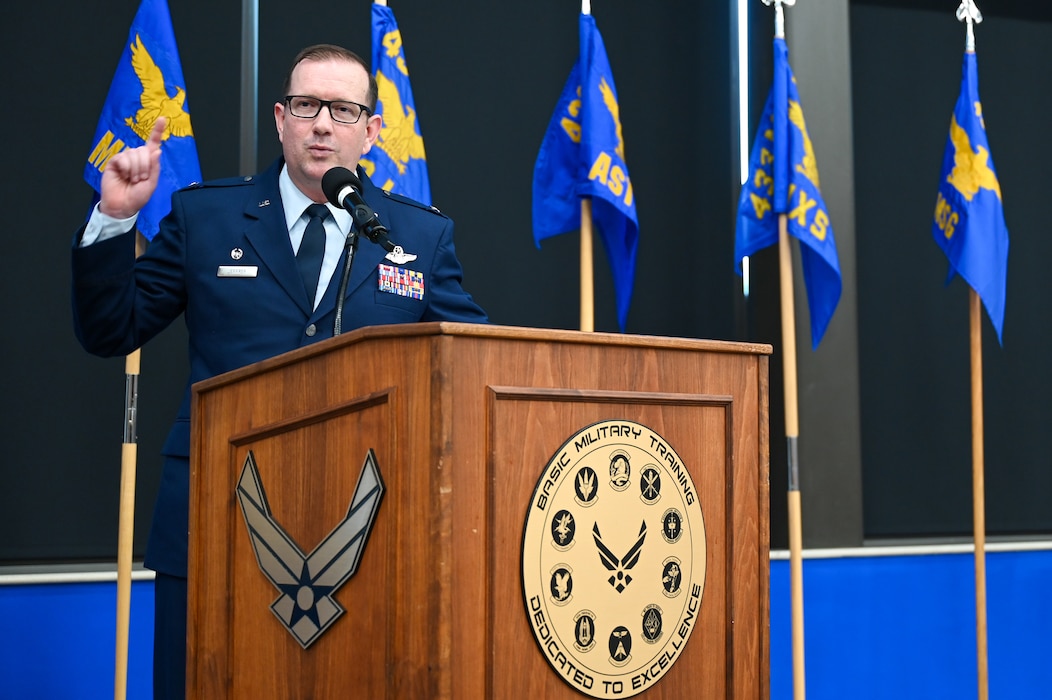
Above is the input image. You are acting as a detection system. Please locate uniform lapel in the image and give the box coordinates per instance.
[241,163,314,316]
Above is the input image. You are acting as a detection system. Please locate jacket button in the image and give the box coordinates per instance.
[305,324,317,337]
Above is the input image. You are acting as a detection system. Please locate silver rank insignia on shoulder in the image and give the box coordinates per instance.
[385,245,418,264]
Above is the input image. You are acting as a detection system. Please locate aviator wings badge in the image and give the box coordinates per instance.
[236,449,385,648]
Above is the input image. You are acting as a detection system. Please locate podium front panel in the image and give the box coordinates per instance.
[488,392,732,698]
[188,324,769,699]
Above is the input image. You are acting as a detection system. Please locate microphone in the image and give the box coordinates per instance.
[321,166,395,252]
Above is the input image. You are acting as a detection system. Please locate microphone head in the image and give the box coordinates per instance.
[321,166,363,207]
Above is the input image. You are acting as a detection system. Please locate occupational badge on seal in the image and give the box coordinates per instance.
[522,420,706,698]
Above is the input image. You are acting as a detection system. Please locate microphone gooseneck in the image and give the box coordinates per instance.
[332,230,357,337]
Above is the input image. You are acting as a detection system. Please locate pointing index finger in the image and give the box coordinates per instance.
[147,117,167,150]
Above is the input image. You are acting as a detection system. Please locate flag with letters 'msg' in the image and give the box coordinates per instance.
[932,51,1009,343]
[368,2,431,205]
[83,0,201,240]
[735,37,840,349]
[532,13,638,332]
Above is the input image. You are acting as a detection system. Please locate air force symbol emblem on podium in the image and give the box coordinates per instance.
[522,420,707,698]
[236,449,385,648]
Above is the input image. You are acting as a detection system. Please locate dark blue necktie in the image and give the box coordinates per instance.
[297,203,329,306]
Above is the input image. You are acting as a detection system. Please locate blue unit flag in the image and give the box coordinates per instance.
[735,38,841,349]
[367,2,431,206]
[532,13,639,332]
[83,0,201,240]
[932,51,1009,343]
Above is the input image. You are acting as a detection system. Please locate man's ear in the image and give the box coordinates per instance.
[274,102,286,143]
[362,112,383,154]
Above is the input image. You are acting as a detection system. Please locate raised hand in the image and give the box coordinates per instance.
[98,117,167,219]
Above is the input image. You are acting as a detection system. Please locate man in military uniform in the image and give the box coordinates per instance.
[72,43,487,699]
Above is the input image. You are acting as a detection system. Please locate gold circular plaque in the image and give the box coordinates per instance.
[521,420,707,698]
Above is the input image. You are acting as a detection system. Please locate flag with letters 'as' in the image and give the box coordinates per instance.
[932,51,1009,343]
[735,37,841,349]
[83,0,201,240]
[532,13,639,332]
[368,2,431,206]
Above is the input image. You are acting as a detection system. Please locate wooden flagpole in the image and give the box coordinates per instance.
[956,8,989,698]
[969,289,989,700]
[114,348,140,700]
[580,200,595,332]
[764,1,807,696]
[114,230,149,700]
[778,215,806,700]
[579,0,595,333]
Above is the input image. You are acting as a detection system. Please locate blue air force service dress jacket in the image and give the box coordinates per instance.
[72,160,488,576]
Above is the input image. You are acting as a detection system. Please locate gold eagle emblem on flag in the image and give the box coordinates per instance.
[947,108,1002,202]
[374,70,426,175]
[124,34,194,142]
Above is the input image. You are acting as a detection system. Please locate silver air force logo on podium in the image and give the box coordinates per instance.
[236,449,385,648]
[522,420,707,698]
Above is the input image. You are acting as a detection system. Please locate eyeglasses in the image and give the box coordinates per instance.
[284,95,372,124]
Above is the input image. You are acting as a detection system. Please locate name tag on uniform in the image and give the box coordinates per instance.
[217,266,258,278]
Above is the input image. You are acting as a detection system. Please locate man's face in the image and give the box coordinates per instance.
[274,57,381,201]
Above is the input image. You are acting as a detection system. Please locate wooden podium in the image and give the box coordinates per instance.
[187,323,770,699]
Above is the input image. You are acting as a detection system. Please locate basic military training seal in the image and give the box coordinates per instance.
[521,420,707,698]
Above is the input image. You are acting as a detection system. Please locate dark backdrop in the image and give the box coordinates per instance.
[851,2,1052,539]
[0,0,736,563]
[2,0,1049,564]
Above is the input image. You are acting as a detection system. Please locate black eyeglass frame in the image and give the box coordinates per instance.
[283,95,373,124]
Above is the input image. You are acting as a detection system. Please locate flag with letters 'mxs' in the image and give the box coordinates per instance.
[735,37,841,349]
[932,51,1009,343]
[366,2,431,205]
[83,0,201,240]
[532,13,639,332]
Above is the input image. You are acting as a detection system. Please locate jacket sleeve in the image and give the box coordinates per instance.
[71,194,189,357]
[420,215,489,324]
